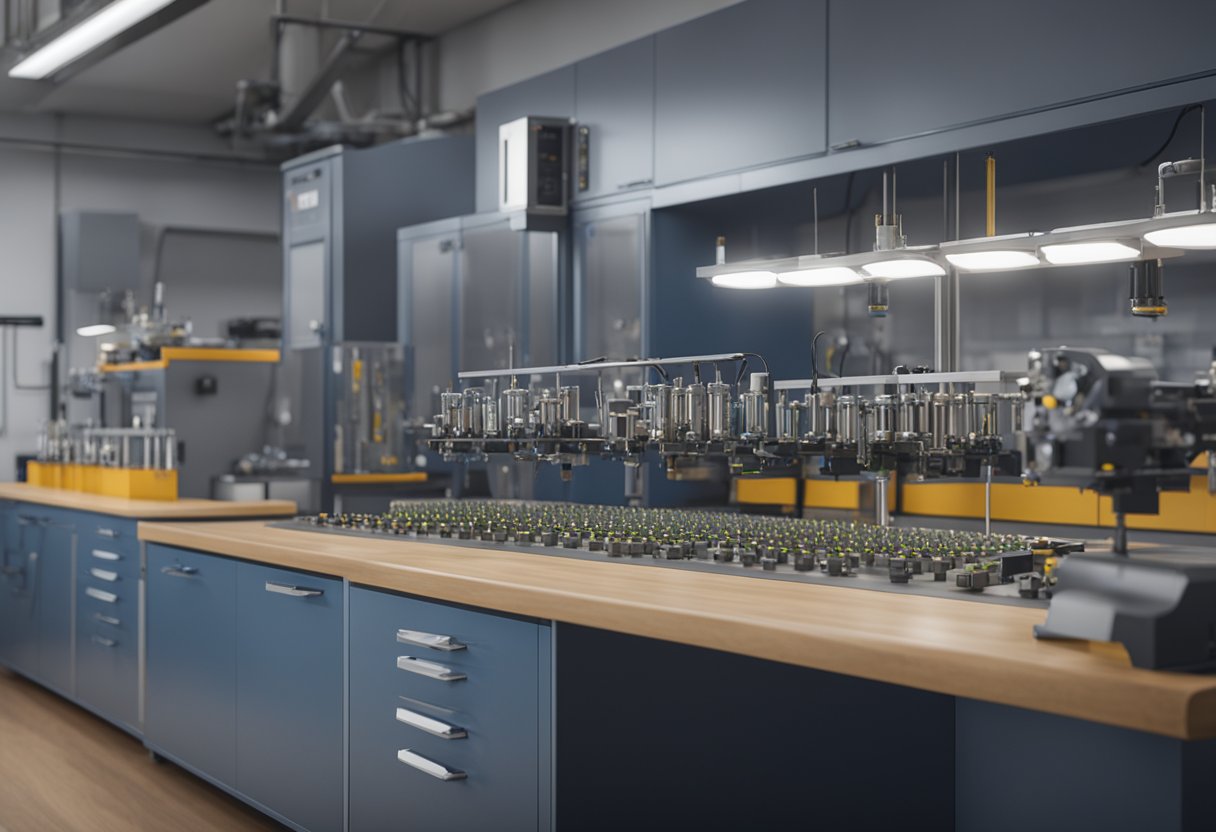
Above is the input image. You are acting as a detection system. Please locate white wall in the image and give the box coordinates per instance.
[435,0,742,111]
[0,113,280,481]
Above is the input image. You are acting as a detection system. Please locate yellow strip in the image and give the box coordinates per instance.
[331,472,429,485]
[804,479,863,510]
[735,478,797,506]
[902,481,1101,526]
[101,348,281,373]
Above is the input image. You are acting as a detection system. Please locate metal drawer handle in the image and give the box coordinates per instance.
[91,635,117,648]
[160,565,198,579]
[91,549,121,562]
[96,527,119,538]
[396,749,466,781]
[264,581,324,598]
[396,656,466,682]
[85,587,118,604]
[90,567,119,583]
[397,629,466,652]
[395,707,467,740]
[93,612,121,627]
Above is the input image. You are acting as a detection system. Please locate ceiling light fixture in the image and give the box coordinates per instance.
[76,323,117,337]
[778,266,862,287]
[1142,211,1216,250]
[1040,240,1141,265]
[710,271,778,290]
[862,256,945,279]
[9,0,207,81]
[939,232,1043,272]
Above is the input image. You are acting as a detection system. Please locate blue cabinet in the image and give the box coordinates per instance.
[653,0,827,186]
[74,515,140,731]
[0,504,74,694]
[827,0,1216,150]
[145,544,238,786]
[573,37,655,201]
[235,562,343,832]
[349,587,552,832]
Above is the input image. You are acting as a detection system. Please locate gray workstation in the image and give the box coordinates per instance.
[4,1,1216,831]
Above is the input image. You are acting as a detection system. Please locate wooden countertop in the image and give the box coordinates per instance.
[0,483,296,519]
[137,519,1216,740]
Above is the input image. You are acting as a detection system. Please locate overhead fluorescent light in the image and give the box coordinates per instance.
[862,257,945,279]
[710,270,778,290]
[1040,240,1140,265]
[9,0,204,80]
[76,323,117,337]
[1142,212,1216,250]
[777,266,862,287]
[944,250,1040,271]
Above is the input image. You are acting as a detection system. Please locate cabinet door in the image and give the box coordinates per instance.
[349,587,550,832]
[574,37,655,200]
[828,0,1216,149]
[235,563,343,832]
[145,544,237,786]
[474,67,576,213]
[0,503,35,673]
[36,513,74,695]
[654,0,827,185]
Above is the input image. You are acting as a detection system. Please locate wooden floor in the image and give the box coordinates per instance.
[0,669,283,832]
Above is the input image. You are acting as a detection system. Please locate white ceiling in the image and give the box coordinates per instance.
[0,0,518,121]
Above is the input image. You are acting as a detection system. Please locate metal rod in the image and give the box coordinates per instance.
[459,353,749,381]
[984,463,993,536]
[985,153,996,236]
[875,473,891,528]
[1201,104,1207,212]
[812,187,819,255]
[272,12,432,40]
[1113,513,1128,556]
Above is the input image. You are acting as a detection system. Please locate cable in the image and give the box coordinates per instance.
[811,331,826,391]
[10,328,50,391]
[1139,104,1201,168]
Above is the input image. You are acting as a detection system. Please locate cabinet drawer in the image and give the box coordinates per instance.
[75,584,139,730]
[349,587,549,832]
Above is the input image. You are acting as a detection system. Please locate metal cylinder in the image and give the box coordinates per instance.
[686,383,707,441]
[645,383,674,441]
[804,390,837,439]
[670,382,692,436]
[898,392,927,437]
[461,387,486,436]
[837,395,858,443]
[707,382,732,440]
[776,394,800,442]
[502,387,531,430]
[948,393,970,444]
[605,399,635,441]
[872,394,897,442]
[536,396,561,435]
[970,392,998,438]
[930,392,950,450]
[441,391,463,437]
[483,396,500,436]
[559,386,581,424]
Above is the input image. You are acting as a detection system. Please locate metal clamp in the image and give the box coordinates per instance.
[395,707,467,740]
[91,635,117,648]
[396,749,467,781]
[396,629,466,652]
[85,587,118,604]
[90,567,119,583]
[160,565,198,579]
[90,549,121,562]
[264,581,324,598]
[396,656,466,682]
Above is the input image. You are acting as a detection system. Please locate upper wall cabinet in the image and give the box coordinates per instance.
[574,37,656,201]
[475,67,576,214]
[654,0,827,186]
[828,0,1216,150]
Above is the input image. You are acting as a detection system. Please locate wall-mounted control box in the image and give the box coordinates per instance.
[498,116,571,231]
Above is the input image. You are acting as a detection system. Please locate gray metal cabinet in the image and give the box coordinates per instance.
[348,587,552,832]
[0,502,36,675]
[475,67,576,214]
[145,544,238,787]
[828,0,1216,149]
[654,0,827,186]
[74,516,140,731]
[573,37,655,201]
[235,563,343,832]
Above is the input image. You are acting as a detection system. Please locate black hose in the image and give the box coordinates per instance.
[1138,104,1201,168]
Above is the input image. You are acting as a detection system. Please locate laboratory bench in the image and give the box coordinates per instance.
[4,496,1216,831]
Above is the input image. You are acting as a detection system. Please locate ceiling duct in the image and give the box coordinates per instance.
[217,1,471,152]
